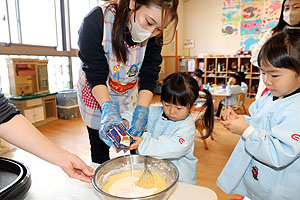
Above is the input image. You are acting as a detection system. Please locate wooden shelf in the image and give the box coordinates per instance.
[17,69,36,76]
[8,58,49,96]
[178,56,258,97]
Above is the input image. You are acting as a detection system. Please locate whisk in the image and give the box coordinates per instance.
[135,156,155,189]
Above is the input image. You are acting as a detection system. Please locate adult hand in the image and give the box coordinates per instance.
[128,105,149,137]
[99,101,125,146]
[220,115,249,134]
[60,151,94,183]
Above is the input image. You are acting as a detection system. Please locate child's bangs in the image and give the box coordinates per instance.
[161,86,194,108]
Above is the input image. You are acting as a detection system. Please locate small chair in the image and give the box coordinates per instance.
[233,93,247,114]
[220,93,247,118]
[194,108,214,150]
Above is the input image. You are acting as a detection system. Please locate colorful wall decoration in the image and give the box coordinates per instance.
[240,35,261,50]
[241,3,263,20]
[222,6,241,22]
[222,22,240,36]
[222,0,282,51]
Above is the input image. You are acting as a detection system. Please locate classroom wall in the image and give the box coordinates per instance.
[162,0,242,57]
[179,0,241,57]
[161,0,184,56]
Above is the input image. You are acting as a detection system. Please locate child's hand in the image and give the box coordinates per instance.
[227,79,234,85]
[220,115,249,134]
[123,119,129,129]
[221,107,238,121]
[124,136,142,150]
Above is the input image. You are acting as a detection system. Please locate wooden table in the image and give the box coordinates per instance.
[209,88,231,108]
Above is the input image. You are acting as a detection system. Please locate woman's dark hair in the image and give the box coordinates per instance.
[106,0,179,63]
[258,29,300,75]
[161,72,214,139]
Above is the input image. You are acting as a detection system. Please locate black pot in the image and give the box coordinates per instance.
[0,157,31,200]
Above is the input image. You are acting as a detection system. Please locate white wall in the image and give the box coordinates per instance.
[178,0,241,57]
[162,0,185,56]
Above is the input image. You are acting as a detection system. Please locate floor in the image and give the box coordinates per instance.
[35,94,254,200]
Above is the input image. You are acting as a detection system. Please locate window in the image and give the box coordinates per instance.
[6,0,19,43]
[71,57,81,88]
[47,56,70,92]
[0,0,9,43]
[1,1,111,96]
[69,0,105,49]
[0,55,10,95]
[18,0,57,46]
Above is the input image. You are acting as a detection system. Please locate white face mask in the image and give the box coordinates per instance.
[283,10,300,26]
[128,16,152,43]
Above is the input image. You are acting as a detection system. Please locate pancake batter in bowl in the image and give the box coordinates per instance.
[102,171,168,198]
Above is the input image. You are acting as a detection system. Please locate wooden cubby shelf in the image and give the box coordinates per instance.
[179,56,259,98]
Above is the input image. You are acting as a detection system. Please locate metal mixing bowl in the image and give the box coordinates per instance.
[92,155,179,200]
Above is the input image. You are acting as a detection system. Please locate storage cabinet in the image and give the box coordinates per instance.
[24,106,44,124]
[9,94,58,127]
[8,58,49,96]
[178,56,259,98]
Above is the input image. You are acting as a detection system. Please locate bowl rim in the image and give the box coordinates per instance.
[92,154,179,199]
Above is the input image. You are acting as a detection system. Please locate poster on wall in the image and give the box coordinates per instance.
[241,3,263,20]
[261,19,278,34]
[261,0,282,34]
[222,0,282,49]
[223,0,241,7]
[222,6,241,22]
[264,1,282,18]
[242,0,263,3]
[240,35,260,51]
[222,22,239,36]
[241,19,262,35]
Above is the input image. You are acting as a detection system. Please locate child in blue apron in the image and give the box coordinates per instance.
[216,73,248,118]
[124,72,214,184]
[77,0,179,164]
[218,29,300,199]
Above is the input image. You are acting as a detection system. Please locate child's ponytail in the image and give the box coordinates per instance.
[199,89,214,139]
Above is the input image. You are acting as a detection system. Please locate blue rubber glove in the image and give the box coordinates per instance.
[99,101,124,146]
[128,105,149,137]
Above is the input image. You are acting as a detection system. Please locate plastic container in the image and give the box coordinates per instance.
[56,89,78,106]
[57,105,80,119]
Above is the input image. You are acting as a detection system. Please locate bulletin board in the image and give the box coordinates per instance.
[222,0,282,51]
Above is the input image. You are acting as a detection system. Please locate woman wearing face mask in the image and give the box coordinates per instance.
[77,0,179,164]
[250,0,300,99]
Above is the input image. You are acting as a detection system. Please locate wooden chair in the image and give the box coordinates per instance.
[194,108,214,150]
[232,93,247,114]
[220,93,247,119]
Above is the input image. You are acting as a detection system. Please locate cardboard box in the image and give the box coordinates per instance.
[107,124,132,152]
